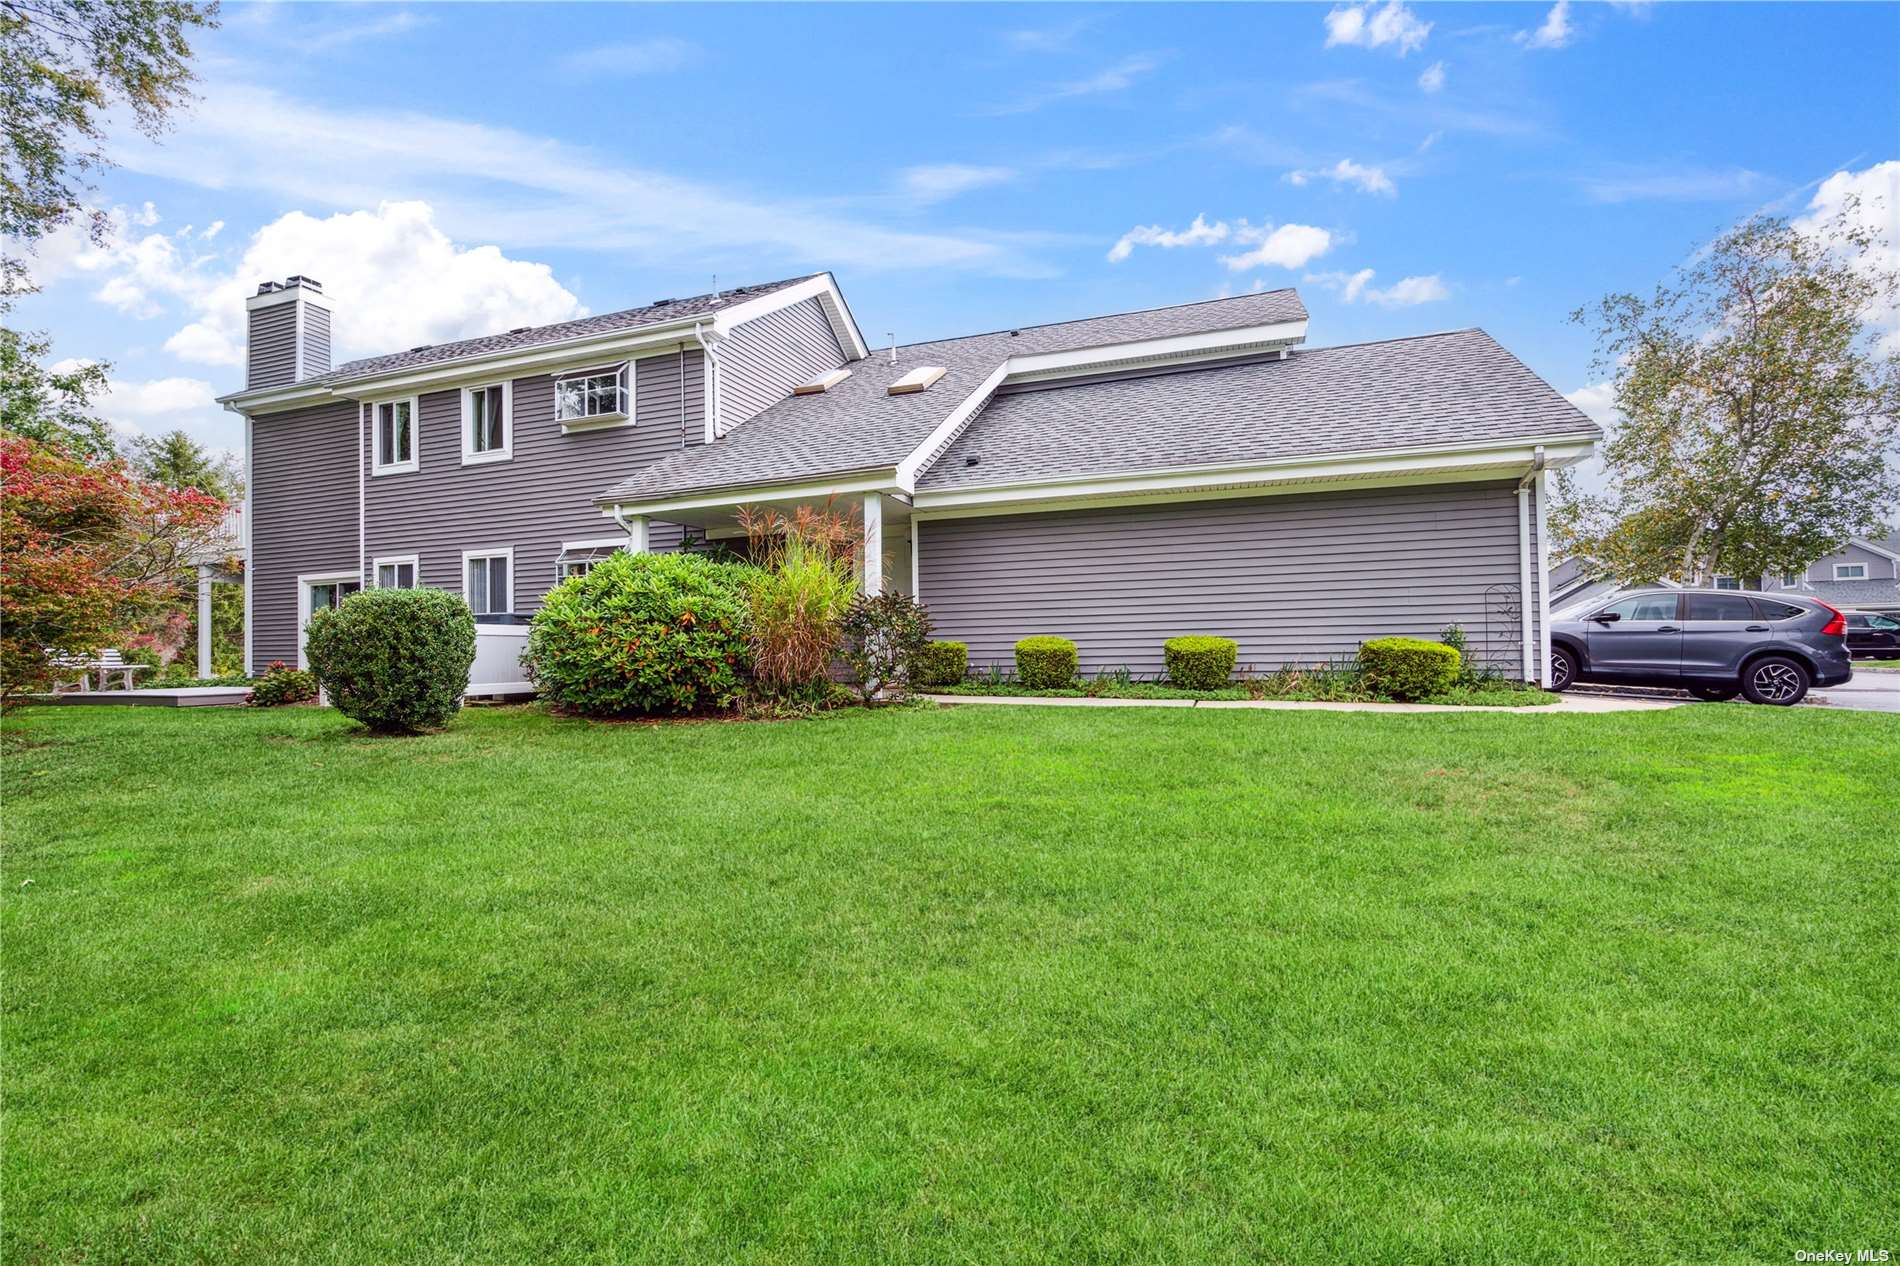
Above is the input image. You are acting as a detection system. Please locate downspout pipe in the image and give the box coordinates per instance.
[1517,446,1547,682]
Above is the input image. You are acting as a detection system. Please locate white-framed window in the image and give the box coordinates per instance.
[554,363,631,430]
[556,538,624,582]
[1835,563,1868,580]
[1781,571,1803,587]
[1711,575,1740,590]
[296,570,362,668]
[373,554,419,589]
[462,381,512,464]
[369,398,419,475]
[463,548,514,616]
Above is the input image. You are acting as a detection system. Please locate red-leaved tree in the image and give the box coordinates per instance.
[1,436,226,699]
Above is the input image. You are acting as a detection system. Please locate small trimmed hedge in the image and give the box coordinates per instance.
[526,551,754,716]
[1164,635,1238,690]
[305,587,476,733]
[1015,636,1078,689]
[1360,636,1461,701]
[912,640,968,689]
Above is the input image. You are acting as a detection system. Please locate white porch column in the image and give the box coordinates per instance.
[623,514,650,554]
[196,565,214,678]
[862,493,884,595]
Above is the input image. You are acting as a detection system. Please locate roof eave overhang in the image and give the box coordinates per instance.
[908,433,1600,517]
[599,467,902,519]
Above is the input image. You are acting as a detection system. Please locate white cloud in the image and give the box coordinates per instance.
[1107,213,1231,262]
[200,220,224,240]
[559,37,699,78]
[184,202,585,367]
[989,54,1161,114]
[1323,1,1431,55]
[1220,223,1335,272]
[1418,61,1446,93]
[301,9,432,51]
[102,78,1038,278]
[898,164,1016,205]
[1577,166,1769,204]
[1287,158,1397,197]
[1797,161,1900,353]
[1516,1,1574,50]
[1002,17,1092,53]
[1107,215,1331,270]
[1305,267,1449,306]
[1564,382,1619,429]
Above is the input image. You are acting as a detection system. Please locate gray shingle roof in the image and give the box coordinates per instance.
[597,288,1309,504]
[919,328,1600,490]
[316,275,817,385]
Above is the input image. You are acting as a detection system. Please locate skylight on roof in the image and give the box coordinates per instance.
[792,368,852,396]
[887,365,946,396]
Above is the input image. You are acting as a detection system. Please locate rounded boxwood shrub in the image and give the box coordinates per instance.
[1164,635,1238,690]
[1015,635,1078,689]
[526,551,753,716]
[305,588,475,733]
[1359,636,1461,701]
[912,640,968,689]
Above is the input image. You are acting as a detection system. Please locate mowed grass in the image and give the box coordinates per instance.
[3,702,1896,1264]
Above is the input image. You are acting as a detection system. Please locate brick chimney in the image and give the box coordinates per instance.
[244,275,333,389]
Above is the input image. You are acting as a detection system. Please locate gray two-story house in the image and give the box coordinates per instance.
[219,272,1600,691]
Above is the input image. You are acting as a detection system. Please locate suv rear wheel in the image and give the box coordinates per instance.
[1741,656,1810,706]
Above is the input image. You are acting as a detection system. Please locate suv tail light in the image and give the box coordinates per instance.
[1817,601,1846,637]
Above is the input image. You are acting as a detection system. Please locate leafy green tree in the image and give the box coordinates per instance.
[2,0,219,296]
[0,324,115,458]
[132,427,237,500]
[1557,200,1900,585]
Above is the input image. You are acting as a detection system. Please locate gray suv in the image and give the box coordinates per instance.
[1549,589,1853,705]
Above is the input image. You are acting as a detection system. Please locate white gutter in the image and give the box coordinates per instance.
[1517,446,1547,683]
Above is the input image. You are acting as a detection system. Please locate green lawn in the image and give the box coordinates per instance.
[5,702,1896,1264]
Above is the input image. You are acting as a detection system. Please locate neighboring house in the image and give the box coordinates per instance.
[1547,557,1681,620]
[1760,531,1900,616]
[219,273,1601,689]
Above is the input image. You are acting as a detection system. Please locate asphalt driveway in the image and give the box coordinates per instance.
[1813,667,1900,713]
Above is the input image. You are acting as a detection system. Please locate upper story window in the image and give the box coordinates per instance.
[554,363,630,431]
[462,382,512,464]
[1780,571,1802,586]
[1835,563,1868,580]
[1712,575,1740,590]
[371,399,418,475]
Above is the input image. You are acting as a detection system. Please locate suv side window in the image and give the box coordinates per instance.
[1869,615,1900,631]
[1752,599,1806,621]
[1599,594,1680,622]
[1686,593,1758,620]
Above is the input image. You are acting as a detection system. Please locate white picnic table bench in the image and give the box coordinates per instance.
[50,649,153,693]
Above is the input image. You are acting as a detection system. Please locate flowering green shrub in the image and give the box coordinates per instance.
[1164,635,1238,689]
[1359,636,1461,701]
[305,588,475,733]
[248,660,317,707]
[840,591,933,701]
[1015,636,1078,689]
[526,552,754,716]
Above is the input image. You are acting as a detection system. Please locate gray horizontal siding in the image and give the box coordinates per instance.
[917,480,1545,678]
[250,400,359,668]
[246,303,298,389]
[718,295,846,427]
[303,305,332,377]
[362,348,703,611]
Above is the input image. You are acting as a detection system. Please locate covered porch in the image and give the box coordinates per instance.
[616,485,917,596]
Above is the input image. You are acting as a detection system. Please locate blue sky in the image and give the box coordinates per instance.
[14,1,1898,460]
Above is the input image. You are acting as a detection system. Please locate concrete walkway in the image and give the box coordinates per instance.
[922,692,1679,715]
